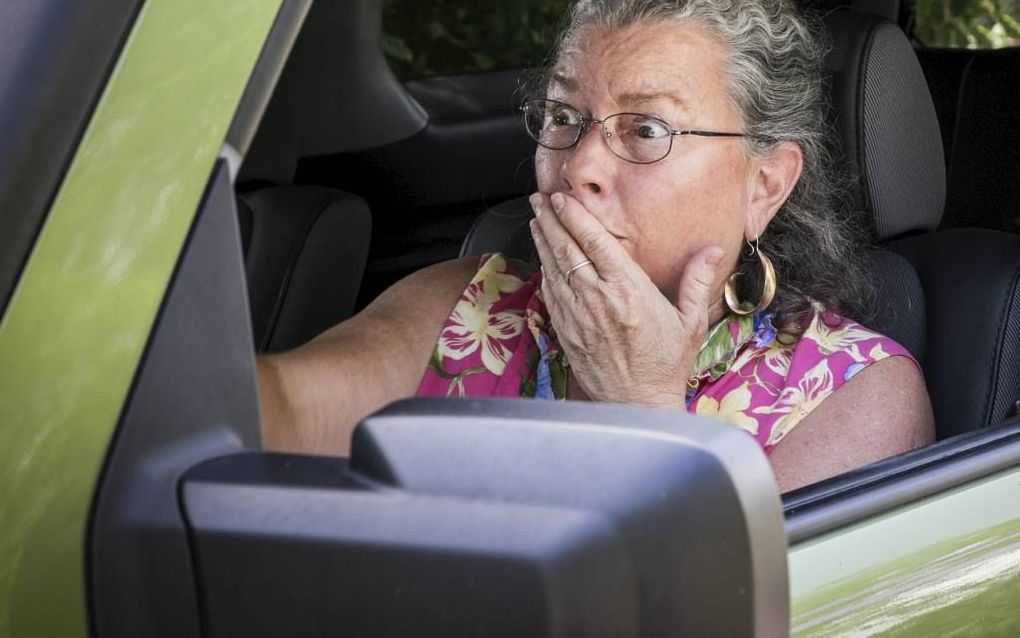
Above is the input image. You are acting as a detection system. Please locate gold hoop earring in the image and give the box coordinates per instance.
[724,237,777,315]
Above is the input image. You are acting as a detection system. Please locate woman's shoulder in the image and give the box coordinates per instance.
[453,252,542,313]
[378,251,539,346]
[786,308,914,380]
[474,252,540,283]
[416,253,547,398]
[351,255,484,352]
[693,306,916,452]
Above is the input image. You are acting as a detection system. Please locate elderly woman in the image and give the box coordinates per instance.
[258,0,934,492]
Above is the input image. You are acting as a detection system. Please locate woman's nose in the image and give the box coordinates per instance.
[560,122,614,196]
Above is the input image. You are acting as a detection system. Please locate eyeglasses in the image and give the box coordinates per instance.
[520,98,747,165]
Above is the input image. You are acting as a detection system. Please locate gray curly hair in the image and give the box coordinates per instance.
[534,0,875,338]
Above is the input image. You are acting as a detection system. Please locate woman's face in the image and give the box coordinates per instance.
[536,20,758,306]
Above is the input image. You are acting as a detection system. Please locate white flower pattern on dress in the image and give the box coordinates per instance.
[753,359,835,446]
[436,255,525,375]
[695,383,760,435]
[811,314,884,356]
[763,342,793,377]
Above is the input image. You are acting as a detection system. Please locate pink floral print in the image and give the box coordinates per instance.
[417,254,913,454]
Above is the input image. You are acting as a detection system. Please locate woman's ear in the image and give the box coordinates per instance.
[745,141,803,239]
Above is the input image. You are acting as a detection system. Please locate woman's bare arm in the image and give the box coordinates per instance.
[768,356,935,492]
[257,257,478,455]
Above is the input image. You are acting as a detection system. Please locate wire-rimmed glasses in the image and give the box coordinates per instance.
[521,98,746,165]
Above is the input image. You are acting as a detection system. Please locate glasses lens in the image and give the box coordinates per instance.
[524,100,582,150]
[604,113,673,164]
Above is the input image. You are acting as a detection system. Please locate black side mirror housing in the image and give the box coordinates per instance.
[183,398,788,636]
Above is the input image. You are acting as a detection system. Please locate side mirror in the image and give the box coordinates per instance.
[183,398,788,636]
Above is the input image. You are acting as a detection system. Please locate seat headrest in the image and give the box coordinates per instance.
[823,9,945,239]
[850,0,900,21]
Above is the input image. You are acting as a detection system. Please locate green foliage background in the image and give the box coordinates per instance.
[382,0,571,79]
[381,0,1019,80]
[915,0,1020,48]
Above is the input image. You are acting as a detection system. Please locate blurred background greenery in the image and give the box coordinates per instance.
[381,0,571,79]
[382,0,1019,80]
[915,0,1020,48]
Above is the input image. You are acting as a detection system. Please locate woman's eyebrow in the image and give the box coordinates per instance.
[550,72,578,91]
[616,91,688,112]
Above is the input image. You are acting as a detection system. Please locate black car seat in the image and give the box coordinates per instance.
[238,185,371,353]
[460,8,1020,439]
[917,47,1020,233]
[826,9,1020,438]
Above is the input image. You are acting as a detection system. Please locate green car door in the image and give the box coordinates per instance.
[0,0,286,634]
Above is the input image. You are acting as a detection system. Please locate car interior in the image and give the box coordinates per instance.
[232,0,1020,500]
[7,1,1018,635]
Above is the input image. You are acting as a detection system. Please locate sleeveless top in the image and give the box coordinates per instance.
[416,253,913,454]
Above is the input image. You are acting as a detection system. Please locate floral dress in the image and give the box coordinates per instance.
[416,253,913,454]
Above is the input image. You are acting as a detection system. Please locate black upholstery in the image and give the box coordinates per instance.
[238,186,371,353]
[915,48,974,170]
[821,10,940,371]
[460,196,536,261]
[824,10,945,239]
[866,249,926,364]
[891,229,1020,436]
[933,49,1020,232]
[812,10,1020,436]
[848,0,900,21]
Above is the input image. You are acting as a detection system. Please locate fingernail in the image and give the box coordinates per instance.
[528,193,543,217]
[529,219,538,234]
[706,248,724,266]
[550,192,565,212]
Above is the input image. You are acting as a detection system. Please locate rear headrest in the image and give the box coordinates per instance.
[823,10,945,239]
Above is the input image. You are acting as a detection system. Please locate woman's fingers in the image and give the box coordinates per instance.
[531,211,597,297]
[544,192,633,281]
[533,201,726,408]
[529,192,633,286]
[533,221,577,346]
[530,193,591,286]
[675,246,724,334]
[530,216,564,285]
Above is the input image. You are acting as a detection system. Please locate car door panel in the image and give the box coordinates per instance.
[787,423,1020,635]
[0,2,283,635]
[790,466,1020,635]
[89,162,259,638]
[0,0,143,313]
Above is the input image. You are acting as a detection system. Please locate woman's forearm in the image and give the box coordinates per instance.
[257,354,320,453]
[254,257,478,456]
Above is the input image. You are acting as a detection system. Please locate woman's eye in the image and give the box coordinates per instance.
[632,118,670,139]
[552,108,580,127]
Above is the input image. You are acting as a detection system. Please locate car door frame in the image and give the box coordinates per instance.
[0,1,294,635]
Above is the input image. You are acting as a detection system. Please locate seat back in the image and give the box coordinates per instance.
[238,185,371,352]
[918,47,1020,232]
[460,196,536,262]
[826,10,1020,436]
